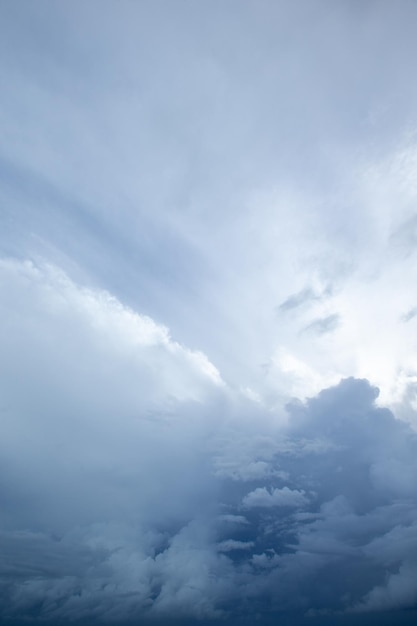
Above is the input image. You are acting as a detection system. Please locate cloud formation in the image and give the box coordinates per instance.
[242,487,309,509]
[2,2,417,624]
[1,260,417,624]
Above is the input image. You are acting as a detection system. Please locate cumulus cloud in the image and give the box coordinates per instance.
[2,1,417,624]
[242,487,309,509]
[217,540,255,552]
[1,259,417,624]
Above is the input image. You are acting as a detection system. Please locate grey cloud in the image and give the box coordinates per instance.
[350,561,417,614]
[2,262,417,624]
[401,306,417,322]
[242,487,309,509]
[302,313,340,335]
[278,288,317,312]
[217,540,255,552]
[278,285,332,313]
[217,515,249,526]
[2,0,417,623]
[390,214,417,257]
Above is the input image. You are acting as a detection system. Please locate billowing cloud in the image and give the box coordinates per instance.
[2,1,417,624]
[1,259,417,624]
[242,487,309,509]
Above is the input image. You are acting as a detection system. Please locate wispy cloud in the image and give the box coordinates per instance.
[401,307,417,323]
[302,313,341,336]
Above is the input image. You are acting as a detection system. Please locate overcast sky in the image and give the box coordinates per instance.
[1,1,417,625]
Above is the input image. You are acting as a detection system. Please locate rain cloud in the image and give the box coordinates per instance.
[0,261,416,625]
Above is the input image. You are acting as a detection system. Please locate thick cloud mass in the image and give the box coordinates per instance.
[1,260,417,625]
[2,1,417,624]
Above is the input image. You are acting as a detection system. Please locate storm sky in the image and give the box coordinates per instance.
[1,1,417,625]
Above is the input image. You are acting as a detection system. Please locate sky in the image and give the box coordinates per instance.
[1,1,417,624]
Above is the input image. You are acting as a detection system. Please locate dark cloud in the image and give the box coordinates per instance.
[1,262,417,625]
[2,0,417,622]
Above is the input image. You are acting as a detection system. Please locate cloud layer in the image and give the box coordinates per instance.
[2,0,417,413]
[1,260,417,624]
[2,2,417,624]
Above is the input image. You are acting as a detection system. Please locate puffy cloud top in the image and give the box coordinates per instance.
[1,259,417,625]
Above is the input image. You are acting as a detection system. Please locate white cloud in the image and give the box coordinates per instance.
[217,540,255,552]
[243,487,309,509]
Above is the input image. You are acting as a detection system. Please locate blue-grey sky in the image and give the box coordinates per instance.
[1,1,417,624]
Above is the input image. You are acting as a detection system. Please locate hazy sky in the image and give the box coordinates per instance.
[1,2,417,625]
